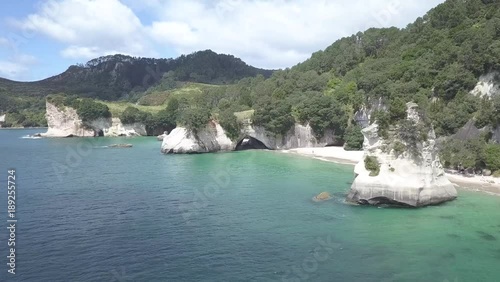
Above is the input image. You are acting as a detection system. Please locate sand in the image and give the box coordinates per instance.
[281,146,500,196]
[283,147,364,165]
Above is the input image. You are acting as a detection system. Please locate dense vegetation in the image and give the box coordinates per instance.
[46,95,111,125]
[2,0,500,175]
[0,50,273,100]
[364,156,381,176]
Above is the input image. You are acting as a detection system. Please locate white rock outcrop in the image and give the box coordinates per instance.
[470,72,500,98]
[41,101,146,137]
[161,122,233,153]
[41,101,95,137]
[93,118,146,137]
[242,123,337,150]
[157,132,168,141]
[161,121,340,154]
[354,97,387,128]
[346,103,457,207]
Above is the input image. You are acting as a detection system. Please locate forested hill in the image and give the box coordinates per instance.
[0,50,273,100]
[243,0,500,138]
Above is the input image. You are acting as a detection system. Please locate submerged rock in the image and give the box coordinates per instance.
[313,192,332,202]
[108,144,133,148]
[346,102,457,207]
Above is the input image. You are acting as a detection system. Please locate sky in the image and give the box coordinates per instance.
[0,0,445,82]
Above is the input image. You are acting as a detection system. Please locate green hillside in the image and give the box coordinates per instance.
[1,0,499,172]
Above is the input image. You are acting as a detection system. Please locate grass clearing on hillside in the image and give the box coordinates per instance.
[99,101,164,116]
[138,82,223,106]
[234,110,254,122]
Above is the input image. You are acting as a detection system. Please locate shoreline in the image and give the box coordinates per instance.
[281,146,500,196]
[0,127,48,130]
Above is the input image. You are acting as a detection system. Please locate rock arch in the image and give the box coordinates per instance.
[235,136,270,151]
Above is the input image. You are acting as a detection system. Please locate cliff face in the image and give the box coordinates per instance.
[161,122,233,153]
[41,101,95,137]
[354,98,387,128]
[242,123,337,150]
[346,103,457,207]
[470,72,499,98]
[41,101,146,137]
[161,121,338,154]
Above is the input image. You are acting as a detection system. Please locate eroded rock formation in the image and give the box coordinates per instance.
[41,101,146,137]
[346,103,457,207]
[160,121,340,154]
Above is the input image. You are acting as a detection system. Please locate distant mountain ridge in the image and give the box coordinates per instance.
[0,50,274,100]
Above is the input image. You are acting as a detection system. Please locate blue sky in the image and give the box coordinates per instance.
[0,0,445,82]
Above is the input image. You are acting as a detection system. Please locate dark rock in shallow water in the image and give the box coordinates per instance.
[477,231,497,241]
[108,144,133,148]
[447,234,460,239]
[439,215,455,220]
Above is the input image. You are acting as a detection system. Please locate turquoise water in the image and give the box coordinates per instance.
[0,129,499,281]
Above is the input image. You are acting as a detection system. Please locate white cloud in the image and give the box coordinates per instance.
[16,0,155,60]
[14,0,445,69]
[0,54,38,80]
[145,0,445,68]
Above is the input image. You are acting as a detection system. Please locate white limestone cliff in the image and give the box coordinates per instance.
[346,103,457,207]
[242,123,337,150]
[470,72,500,98]
[161,121,339,154]
[161,122,233,153]
[41,101,95,137]
[41,101,146,137]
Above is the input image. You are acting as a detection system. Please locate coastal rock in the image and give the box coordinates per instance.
[98,118,146,137]
[41,101,95,137]
[161,122,233,154]
[241,123,338,150]
[157,131,168,141]
[41,101,146,137]
[161,120,340,154]
[0,114,5,128]
[313,192,332,202]
[346,103,457,207]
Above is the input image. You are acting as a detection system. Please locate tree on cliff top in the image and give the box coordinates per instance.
[72,98,111,122]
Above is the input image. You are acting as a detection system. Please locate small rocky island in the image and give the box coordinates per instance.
[346,102,457,207]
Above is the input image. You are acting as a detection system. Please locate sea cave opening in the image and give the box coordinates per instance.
[235,136,270,151]
[94,129,104,137]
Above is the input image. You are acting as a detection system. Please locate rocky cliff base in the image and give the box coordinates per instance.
[41,101,146,137]
[161,121,340,154]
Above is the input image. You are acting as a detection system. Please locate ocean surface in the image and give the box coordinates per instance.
[1,129,500,282]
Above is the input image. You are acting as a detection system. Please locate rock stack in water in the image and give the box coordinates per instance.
[346,102,457,207]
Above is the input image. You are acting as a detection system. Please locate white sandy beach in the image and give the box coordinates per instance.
[282,146,500,195]
[284,146,364,165]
